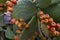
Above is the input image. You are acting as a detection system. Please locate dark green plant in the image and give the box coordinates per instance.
[0,0,60,40]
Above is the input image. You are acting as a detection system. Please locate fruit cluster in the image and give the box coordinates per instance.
[10,18,29,30]
[6,0,17,12]
[11,18,29,40]
[39,11,60,37]
[4,0,30,40]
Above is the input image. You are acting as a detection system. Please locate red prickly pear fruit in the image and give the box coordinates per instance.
[11,0,17,4]
[6,1,13,7]
[46,25,51,30]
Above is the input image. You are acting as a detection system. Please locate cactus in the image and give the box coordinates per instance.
[0,0,60,40]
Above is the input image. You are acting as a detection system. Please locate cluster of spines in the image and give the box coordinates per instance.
[39,11,60,37]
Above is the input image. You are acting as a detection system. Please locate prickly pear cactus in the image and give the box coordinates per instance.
[0,0,60,40]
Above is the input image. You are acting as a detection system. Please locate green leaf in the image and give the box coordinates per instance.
[44,3,60,23]
[0,0,6,3]
[38,19,50,39]
[19,16,38,40]
[36,0,51,8]
[38,19,44,38]
[0,27,3,31]
[54,36,60,40]
[5,27,15,39]
[13,0,37,21]
[41,24,49,36]
[0,14,5,26]
[51,0,60,4]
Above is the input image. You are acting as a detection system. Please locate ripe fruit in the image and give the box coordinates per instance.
[46,25,51,30]
[10,18,16,24]
[45,14,50,19]
[19,18,24,22]
[51,22,56,27]
[7,7,13,12]
[57,23,60,27]
[15,20,19,25]
[16,30,22,34]
[56,31,60,36]
[20,27,23,31]
[44,19,48,23]
[17,23,22,28]
[14,36,19,40]
[11,0,17,4]
[53,31,57,36]
[48,18,53,23]
[6,1,13,7]
[25,24,29,29]
[23,22,26,26]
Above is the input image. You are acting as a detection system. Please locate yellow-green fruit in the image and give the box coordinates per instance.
[17,23,22,28]
[16,30,22,34]
[19,18,24,22]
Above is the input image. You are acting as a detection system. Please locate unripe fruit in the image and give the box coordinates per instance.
[11,0,17,4]
[17,23,22,28]
[6,1,13,7]
[15,20,19,25]
[10,18,16,24]
[39,11,44,15]
[14,36,19,40]
[50,27,56,31]
[25,24,29,29]
[19,18,24,22]
[16,30,22,34]
[51,22,56,27]
[45,14,50,19]
[44,19,48,23]
[7,7,13,12]
[48,18,53,23]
